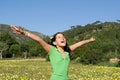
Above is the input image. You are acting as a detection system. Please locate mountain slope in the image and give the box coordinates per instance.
[0,24,48,42]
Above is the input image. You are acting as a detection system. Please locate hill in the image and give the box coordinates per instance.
[0,24,49,59]
[0,24,48,42]
[63,21,120,66]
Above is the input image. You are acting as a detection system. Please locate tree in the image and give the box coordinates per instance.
[92,21,102,25]
[0,42,8,59]
[9,44,21,58]
[0,31,18,46]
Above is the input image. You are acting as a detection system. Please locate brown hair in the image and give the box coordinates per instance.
[50,32,71,53]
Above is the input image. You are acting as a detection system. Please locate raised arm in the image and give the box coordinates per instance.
[10,25,50,53]
[69,37,95,51]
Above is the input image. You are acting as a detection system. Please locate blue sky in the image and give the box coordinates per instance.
[0,0,120,35]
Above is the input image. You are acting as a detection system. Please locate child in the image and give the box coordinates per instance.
[11,25,95,80]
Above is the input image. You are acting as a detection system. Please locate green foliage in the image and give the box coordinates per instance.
[9,44,21,57]
[63,21,120,65]
[20,42,30,53]
[0,31,18,58]
[0,24,47,58]
[0,31,18,45]
[0,42,9,59]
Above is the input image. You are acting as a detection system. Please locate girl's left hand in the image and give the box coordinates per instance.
[89,37,95,42]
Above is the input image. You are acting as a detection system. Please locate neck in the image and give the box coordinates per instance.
[56,46,64,53]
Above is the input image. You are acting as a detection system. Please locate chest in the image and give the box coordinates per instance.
[50,50,70,63]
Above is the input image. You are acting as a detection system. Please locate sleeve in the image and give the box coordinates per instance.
[48,45,54,56]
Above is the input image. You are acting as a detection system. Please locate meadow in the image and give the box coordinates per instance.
[0,58,120,80]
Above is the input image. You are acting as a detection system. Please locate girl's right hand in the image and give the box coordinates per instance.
[10,25,25,35]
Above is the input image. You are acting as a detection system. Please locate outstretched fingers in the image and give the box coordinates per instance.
[10,25,22,34]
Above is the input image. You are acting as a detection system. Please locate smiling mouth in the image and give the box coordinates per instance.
[61,41,64,43]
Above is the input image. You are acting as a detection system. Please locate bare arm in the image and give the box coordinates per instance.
[10,25,50,53]
[69,37,95,51]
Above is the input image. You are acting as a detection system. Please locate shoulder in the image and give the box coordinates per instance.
[48,45,57,54]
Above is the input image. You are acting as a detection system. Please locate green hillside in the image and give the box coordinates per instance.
[0,24,49,59]
[0,24,48,42]
[63,21,120,66]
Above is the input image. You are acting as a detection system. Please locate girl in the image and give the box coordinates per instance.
[11,25,95,80]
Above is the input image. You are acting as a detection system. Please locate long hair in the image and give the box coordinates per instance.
[50,32,71,53]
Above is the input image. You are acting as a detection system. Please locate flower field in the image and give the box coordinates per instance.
[0,59,120,80]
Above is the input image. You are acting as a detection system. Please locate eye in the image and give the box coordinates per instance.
[58,36,62,38]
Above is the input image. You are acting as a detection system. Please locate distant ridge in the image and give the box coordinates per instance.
[0,24,48,42]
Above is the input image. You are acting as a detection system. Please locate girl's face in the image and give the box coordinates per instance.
[53,33,66,47]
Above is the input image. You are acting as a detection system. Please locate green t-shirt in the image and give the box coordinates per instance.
[49,45,70,80]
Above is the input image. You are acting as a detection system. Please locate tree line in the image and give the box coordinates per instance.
[0,24,49,59]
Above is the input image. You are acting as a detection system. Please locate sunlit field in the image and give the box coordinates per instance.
[0,58,120,80]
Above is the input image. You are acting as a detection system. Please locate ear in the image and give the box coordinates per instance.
[53,41,56,45]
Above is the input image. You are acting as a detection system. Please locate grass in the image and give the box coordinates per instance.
[0,58,120,80]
